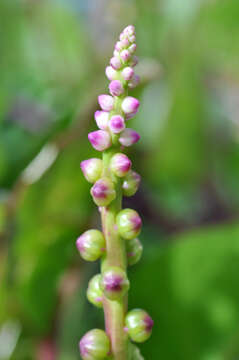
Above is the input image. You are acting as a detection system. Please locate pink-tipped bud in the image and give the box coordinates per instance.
[110,56,122,70]
[109,115,125,134]
[116,208,142,240]
[101,267,129,300]
[88,130,111,151]
[90,177,116,206]
[115,41,124,52]
[129,55,138,67]
[123,170,141,197]
[119,32,126,41]
[76,229,105,262]
[121,67,134,81]
[128,43,137,54]
[128,74,140,89]
[110,153,132,177]
[123,25,135,36]
[120,49,131,62]
[122,96,140,114]
[105,66,118,81]
[129,34,136,43]
[109,80,124,97]
[94,111,109,130]
[98,94,114,111]
[80,158,103,183]
[119,128,140,147]
[79,329,110,360]
[121,37,130,47]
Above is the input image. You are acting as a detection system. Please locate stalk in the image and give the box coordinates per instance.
[77,25,154,360]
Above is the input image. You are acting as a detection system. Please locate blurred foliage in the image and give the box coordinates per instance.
[1,0,239,359]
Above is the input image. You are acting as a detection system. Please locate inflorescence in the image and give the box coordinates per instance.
[77,25,153,360]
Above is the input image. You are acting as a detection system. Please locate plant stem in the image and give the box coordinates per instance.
[101,149,128,360]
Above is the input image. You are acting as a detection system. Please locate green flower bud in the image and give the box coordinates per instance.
[90,178,116,207]
[79,329,110,360]
[116,209,142,240]
[126,238,143,266]
[122,171,141,197]
[80,158,103,183]
[125,309,154,343]
[101,266,130,301]
[87,274,103,308]
[76,230,105,262]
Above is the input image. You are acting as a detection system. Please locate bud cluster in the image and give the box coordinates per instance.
[77,25,153,359]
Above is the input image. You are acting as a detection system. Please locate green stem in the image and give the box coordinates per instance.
[101,148,128,360]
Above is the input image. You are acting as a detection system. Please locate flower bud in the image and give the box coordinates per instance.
[121,37,130,47]
[80,158,103,183]
[116,208,142,240]
[105,66,118,81]
[109,80,124,97]
[79,329,110,360]
[128,43,137,54]
[115,41,124,52]
[113,49,120,57]
[76,229,105,262]
[109,115,125,134]
[129,34,136,43]
[123,25,135,36]
[125,309,154,343]
[121,97,140,114]
[88,130,111,151]
[121,67,134,81]
[128,75,140,89]
[119,129,140,147]
[98,94,114,111]
[94,111,109,130]
[101,267,129,300]
[110,153,132,178]
[122,170,141,196]
[91,178,116,206]
[110,56,122,70]
[129,56,138,67]
[126,238,143,266]
[87,274,103,308]
[120,49,131,62]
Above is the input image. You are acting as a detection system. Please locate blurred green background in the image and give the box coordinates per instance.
[1,0,239,359]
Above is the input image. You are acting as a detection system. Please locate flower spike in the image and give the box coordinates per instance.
[78,25,153,359]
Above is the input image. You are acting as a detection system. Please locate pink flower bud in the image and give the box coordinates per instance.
[115,41,123,52]
[98,94,114,111]
[121,67,134,81]
[122,96,140,114]
[110,56,122,70]
[128,74,140,89]
[129,34,136,43]
[105,66,117,81]
[110,153,132,177]
[90,178,116,206]
[120,49,131,62]
[119,32,126,41]
[121,37,130,47]
[123,25,135,36]
[94,111,109,130]
[109,115,125,134]
[119,128,140,147]
[109,80,124,97]
[80,158,103,183]
[88,130,111,151]
[128,43,137,54]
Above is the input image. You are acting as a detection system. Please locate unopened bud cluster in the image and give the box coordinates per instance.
[77,25,153,359]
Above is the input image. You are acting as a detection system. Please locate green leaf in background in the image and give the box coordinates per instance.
[129,222,239,359]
